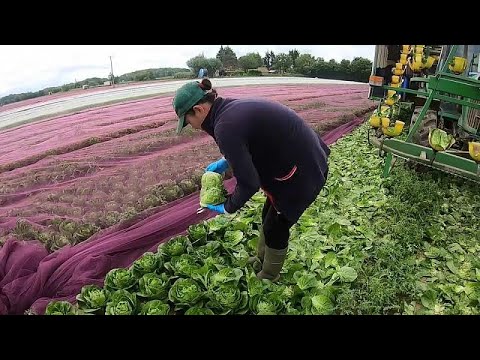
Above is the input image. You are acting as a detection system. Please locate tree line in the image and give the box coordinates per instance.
[0,67,189,106]
[1,46,372,107]
[185,46,372,83]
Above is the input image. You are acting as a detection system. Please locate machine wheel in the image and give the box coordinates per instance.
[411,107,438,146]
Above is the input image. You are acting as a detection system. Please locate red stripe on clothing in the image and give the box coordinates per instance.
[274,165,297,181]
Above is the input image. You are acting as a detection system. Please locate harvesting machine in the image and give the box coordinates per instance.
[367,45,480,182]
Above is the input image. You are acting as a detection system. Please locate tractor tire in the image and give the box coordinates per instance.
[411,107,438,146]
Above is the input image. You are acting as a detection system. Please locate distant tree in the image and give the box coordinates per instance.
[216,46,238,70]
[187,54,211,75]
[294,54,317,76]
[273,53,293,74]
[263,51,276,70]
[206,58,223,76]
[339,59,351,72]
[238,53,263,71]
[289,49,300,64]
[349,57,373,82]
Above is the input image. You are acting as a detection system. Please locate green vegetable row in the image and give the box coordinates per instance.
[45,124,480,315]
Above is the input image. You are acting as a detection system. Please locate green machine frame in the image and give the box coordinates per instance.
[370,45,480,182]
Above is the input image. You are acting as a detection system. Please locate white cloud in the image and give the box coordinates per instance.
[0,45,374,97]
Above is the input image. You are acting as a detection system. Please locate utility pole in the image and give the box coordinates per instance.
[109,56,115,86]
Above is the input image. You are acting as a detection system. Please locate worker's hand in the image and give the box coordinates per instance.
[205,203,226,214]
[205,158,229,174]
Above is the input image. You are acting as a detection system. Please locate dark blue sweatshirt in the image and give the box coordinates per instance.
[201,96,330,223]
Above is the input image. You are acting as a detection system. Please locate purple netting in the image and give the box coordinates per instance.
[0,118,363,315]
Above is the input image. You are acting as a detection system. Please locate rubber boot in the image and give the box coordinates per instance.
[256,245,287,282]
[248,226,265,265]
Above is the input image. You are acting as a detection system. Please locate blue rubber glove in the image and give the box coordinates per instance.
[205,158,229,174]
[205,203,226,214]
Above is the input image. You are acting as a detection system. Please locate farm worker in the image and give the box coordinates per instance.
[172,79,330,282]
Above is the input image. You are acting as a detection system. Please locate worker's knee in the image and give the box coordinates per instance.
[263,213,290,250]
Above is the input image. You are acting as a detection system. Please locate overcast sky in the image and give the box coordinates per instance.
[0,45,374,97]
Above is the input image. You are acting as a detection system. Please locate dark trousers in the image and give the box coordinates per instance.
[261,198,295,250]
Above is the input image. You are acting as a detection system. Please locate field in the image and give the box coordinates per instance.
[42,124,480,316]
[1,80,479,316]
[0,79,164,112]
[0,84,374,252]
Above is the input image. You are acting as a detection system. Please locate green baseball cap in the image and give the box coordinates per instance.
[173,81,208,134]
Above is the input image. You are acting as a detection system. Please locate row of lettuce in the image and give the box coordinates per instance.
[44,125,480,315]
